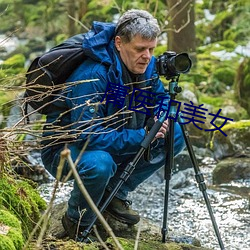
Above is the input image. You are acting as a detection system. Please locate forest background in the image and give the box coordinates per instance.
[0,0,250,124]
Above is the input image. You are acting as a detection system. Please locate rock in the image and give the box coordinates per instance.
[210,120,250,160]
[0,174,47,249]
[185,122,211,149]
[44,201,212,250]
[12,151,51,183]
[181,89,199,105]
[170,168,193,189]
[0,209,24,250]
[213,157,250,184]
[211,120,250,184]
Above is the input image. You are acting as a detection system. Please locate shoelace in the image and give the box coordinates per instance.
[123,199,132,209]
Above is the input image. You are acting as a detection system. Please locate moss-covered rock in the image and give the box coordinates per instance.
[40,201,211,250]
[209,120,250,160]
[0,174,47,239]
[0,235,16,250]
[106,237,210,250]
[0,209,24,250]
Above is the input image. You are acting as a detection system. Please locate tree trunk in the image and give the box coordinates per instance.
[67,0,77,36]
[167,0,196,62]
[78,0,88,20]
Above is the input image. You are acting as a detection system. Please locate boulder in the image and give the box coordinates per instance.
[42,201,212,250]
[210,120,250,160]
[213,157,250,184]
[210,120,250,184]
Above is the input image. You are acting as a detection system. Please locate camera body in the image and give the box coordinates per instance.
[156,51,192,79]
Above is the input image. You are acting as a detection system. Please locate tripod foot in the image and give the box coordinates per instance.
[161,227,168,243]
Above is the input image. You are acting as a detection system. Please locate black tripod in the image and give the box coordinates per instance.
[82,77,225,250]
[81,108,168,241]
[161,77,225,249]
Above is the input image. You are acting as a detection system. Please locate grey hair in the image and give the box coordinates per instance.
[115,9,160,43]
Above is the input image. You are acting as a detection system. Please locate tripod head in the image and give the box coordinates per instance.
[168,76,182,100]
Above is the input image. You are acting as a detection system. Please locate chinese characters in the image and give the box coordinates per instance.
[101,82,233,136]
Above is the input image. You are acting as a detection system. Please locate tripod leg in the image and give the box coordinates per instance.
[81,113,167,240]
[179,121,225,250]
[162,118,175,243]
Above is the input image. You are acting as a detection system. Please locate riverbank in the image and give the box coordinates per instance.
[38,155,250,250]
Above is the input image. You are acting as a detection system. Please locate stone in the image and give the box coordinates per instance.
[210,120,250,160]
[213,157,250,184]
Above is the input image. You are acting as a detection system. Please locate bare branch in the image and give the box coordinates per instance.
[68,14,90,32]
[62,148,124,250]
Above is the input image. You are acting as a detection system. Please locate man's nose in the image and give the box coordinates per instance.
[142,49,151,59]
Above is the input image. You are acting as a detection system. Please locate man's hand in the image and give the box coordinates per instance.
[154,116,169,140]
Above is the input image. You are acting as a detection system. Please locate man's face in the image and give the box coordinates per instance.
[115,35,157,74]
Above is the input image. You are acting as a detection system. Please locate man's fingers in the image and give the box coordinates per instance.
[155,132,165,139]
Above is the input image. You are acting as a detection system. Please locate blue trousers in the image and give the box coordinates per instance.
[41,123,185,226]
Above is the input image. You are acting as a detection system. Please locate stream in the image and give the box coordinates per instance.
[1,33,249,250]
[38,155,250,250]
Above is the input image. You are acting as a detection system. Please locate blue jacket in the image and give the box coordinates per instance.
[44,21,169,156]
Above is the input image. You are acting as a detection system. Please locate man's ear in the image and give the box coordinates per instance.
[115,36,122,51]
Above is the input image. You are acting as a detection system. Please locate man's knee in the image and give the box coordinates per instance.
[77,150,117,181]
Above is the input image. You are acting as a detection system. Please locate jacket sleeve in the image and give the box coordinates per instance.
[65,60,146,156]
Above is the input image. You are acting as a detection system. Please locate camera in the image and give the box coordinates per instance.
[156,51,192,79]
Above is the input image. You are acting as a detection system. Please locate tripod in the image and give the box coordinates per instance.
[82,77,225,250]
[161,77,225,249]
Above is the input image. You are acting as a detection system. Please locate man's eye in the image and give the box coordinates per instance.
[136,48,144,52]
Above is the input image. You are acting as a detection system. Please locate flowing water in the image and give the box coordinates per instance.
[38,157,250,250]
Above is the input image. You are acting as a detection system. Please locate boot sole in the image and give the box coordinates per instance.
[105,210,140,225]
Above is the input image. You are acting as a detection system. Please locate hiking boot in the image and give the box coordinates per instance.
[105,196,140,225]
[61,213,97,243]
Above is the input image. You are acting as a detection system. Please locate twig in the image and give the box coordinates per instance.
[93,225,110,250]
[134,219,142,250]
[68,14,89,31]
[22,154,65,249]
[61,148,124,250]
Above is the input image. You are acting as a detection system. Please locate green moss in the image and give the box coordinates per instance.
[209,120,250,150]
[106,237,206,250]
[217,40,237,51]
[1,54,25,69]
[216,120,250,132]
[84,243,100,250]
[55,34,68,45]
[0,235,16,250]
[213,67,235,86]
[199,95,224,108]
[235,57,250,116]
[0,209,21,229]
[154,45,167,57]
[7,228,24,249]
[0,175,47,239]
[0,209,24,249]
[0,91,16,108]
[0,54,26,86]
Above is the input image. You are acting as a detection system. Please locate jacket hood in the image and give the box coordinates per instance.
[82,21,116,65]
